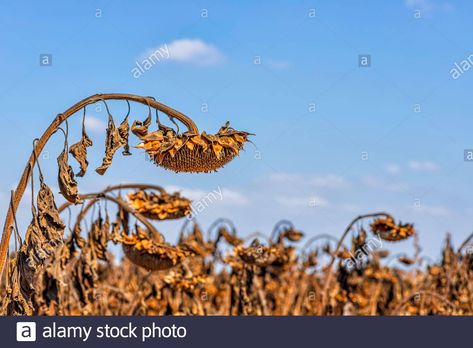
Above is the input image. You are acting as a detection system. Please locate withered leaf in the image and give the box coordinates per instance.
[69,122,93,177]
[89,212,110,261]
[131,114,151,139]
[37,181,66,244]
[119,116,131,156]
[2,258,35,315]
[96,115,129,175]
[21,206,55,269]
[57,149,82,204]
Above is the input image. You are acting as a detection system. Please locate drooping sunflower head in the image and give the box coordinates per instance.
[117,229,189,271]
[136,122,252,173]
[231,239,282,267]
[163,270,209,291]
[127,189,191,221]
[370,217,415,242]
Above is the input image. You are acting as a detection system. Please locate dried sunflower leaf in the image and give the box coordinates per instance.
[57,149,81,204]
[69,124,93,177]
[96,114,128,175]
[89,212,110,261]
[119,116,131,156]
[37,181,66,243]
[131,114,151,139]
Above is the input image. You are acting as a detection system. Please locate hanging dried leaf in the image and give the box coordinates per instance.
[1,257,35,315]
[89,211,110,261]
[69,119,93,177]
[131,114,151,139]
[74,242,99,304]
[21,206,55,269]
[37,180,66,244]
[119,116,131,156]
[96,115,129,175]
[57,149,82,204]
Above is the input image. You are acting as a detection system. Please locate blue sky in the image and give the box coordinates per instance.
[0,0,472,260]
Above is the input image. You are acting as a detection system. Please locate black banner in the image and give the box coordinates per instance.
[1,316,467,347]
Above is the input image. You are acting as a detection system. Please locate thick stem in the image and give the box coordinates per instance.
[0,93,198,281]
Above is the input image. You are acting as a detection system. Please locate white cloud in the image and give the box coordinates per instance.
[161,39,223,65]
[405,0,453,16]
[385,163,401,175]
[310,175,349,189]
[165,185,247,205]
[268,172,348,190]
[220,189,248,205]
[340,203,362,213]
[268,172,301,183]
[276,195,328,208]
[413,204,452,217]
[406,0,434,12]
[408,160,440,172]
[268,59,291,70]
[84,115,107,134]
[361,176,409,192]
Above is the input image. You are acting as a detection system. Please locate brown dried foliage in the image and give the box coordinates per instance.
[4,207,473,316]
[96,114,130,175]
[3,96,470,317]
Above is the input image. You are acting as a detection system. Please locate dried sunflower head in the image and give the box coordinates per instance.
[136,122,252,172]
[127,189,191,220]
[370,217,415,242]
[374,250,390,259]
[163,270,209,291]
[116,228,189,271]
[232,239,282,267]
[217,227,243,247]
[398,256,416,265]
[283,230,304,242]
[179,225,215,257]
[303,250,318,267]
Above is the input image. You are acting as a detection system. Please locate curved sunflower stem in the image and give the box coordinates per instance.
[270,220,294,244]
[0,93,198,281]
[59,192,162,241]
[457,231,473,256]
[391,290,459,315]
[320,212,390,314]
[57,183,166,213]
